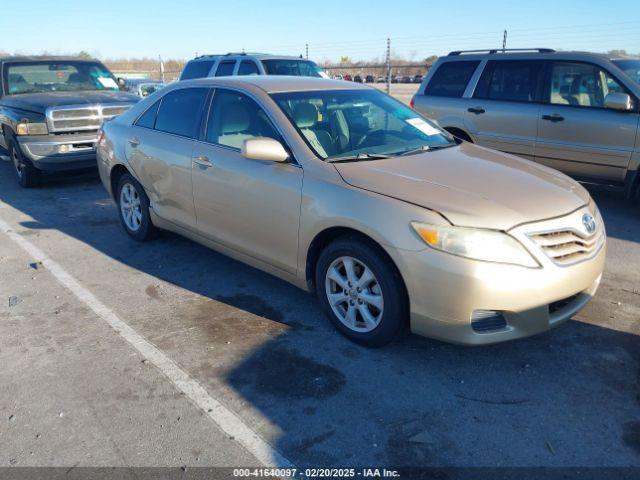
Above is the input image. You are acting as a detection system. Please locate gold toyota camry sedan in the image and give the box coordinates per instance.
[97,76,605,346]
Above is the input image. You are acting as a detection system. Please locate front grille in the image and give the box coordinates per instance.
[529,228,604,266]
[47,104,133,133]
[102,106,131,118]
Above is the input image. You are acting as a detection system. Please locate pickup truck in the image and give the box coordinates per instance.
[0,56,139,187]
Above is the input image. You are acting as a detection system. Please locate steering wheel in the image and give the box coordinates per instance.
[356,129,387,149]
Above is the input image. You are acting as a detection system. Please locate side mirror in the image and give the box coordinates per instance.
[117,77,127,88]
[604,92,633,111]
[241,137,289,163]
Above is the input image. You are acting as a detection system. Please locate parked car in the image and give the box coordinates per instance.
[413,74,423,83]
[125,79,166,97]
[343,74,353,81]
[376,76,386,83]
[365,75,375,83]
[0,56,139,187]
[411,48,640,199]
[179,52,329,80]
[401,76,412,83]
[353,75,363,83]
[392,75,402,83]
[97,76,605,346]
[333,74,343,81]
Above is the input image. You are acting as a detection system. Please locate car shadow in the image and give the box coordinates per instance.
[0,163,638,469]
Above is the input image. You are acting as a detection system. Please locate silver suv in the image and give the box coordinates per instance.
[412,49,640,198]
[179,52,328,80]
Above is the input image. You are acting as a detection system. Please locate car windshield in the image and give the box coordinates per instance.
[261,59,325,77]
[612,59,640,85]
[4,61,120,95]
[271,89,455,160]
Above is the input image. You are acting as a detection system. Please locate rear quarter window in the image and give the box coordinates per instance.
[180,60,215,80]
[135,100,161,129]
[424,61,480,98]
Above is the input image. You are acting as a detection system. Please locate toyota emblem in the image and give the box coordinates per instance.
[582,213,596,235]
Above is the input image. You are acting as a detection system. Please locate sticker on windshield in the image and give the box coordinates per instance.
[97,77,119,89]
[406,117,440,136]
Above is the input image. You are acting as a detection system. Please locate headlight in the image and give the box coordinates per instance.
[16,121,48,136]
[411,222,539,268]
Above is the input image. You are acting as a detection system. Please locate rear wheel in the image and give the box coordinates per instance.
[8,139,39,188]
[116,172,156,241]
[315,237,407,347]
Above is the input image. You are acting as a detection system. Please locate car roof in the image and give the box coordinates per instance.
[179,75,370,93]
[0,55,101,63]
[188,53,309,62]
[439,49,618,62]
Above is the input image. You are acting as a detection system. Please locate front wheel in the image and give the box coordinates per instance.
[116,172,156,241]
[9,140,39,188]
[315,237,408,347]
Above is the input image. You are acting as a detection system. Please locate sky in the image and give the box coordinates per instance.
[1,0,639,62]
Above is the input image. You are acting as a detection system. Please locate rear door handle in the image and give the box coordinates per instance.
[542,114,564,122]
[128,137,140,147]
[467,107,485,114]
[193,155,212,168]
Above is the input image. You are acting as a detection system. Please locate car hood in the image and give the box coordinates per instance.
[1,91,140,114]
[333,143,590,231]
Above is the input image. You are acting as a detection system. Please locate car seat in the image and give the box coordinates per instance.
[292,103,336,157]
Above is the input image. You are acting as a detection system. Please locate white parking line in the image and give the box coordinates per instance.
[0,213,295,469]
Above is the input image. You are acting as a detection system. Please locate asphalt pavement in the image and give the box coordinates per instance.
[0,143,639,475]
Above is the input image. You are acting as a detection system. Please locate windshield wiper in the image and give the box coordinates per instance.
[397,143,456,157]
[397,145,430,156]
[326,153,393,163]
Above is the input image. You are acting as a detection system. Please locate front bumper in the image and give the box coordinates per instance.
[389,206,606,345]
[17,133,99,171]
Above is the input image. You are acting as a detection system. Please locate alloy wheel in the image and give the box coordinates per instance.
[11,147,23,179]
[120,183,142,232]
[325,255,384,332]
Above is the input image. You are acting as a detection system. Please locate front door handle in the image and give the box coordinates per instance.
[193,155,212,168]
[542,114,564,123]
[467,107,485,114]
[128,137,140,147]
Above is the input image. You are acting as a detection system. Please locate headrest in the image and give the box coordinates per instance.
[292,102,318,128]
[220,104,250,134]
[8,73,27,84]
[68,72,89,83]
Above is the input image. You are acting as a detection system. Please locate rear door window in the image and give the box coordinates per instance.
[154,88,209,138]
[237,60,260,76]
[180,60,215,80]
[474,60,544,103]
[215,61,236,77]
[424,61,479,97]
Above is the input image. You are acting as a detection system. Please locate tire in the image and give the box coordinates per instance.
[116,172,157,241]
[315,236,408,347]
[8,138,40,188]
[445,128,473,143]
